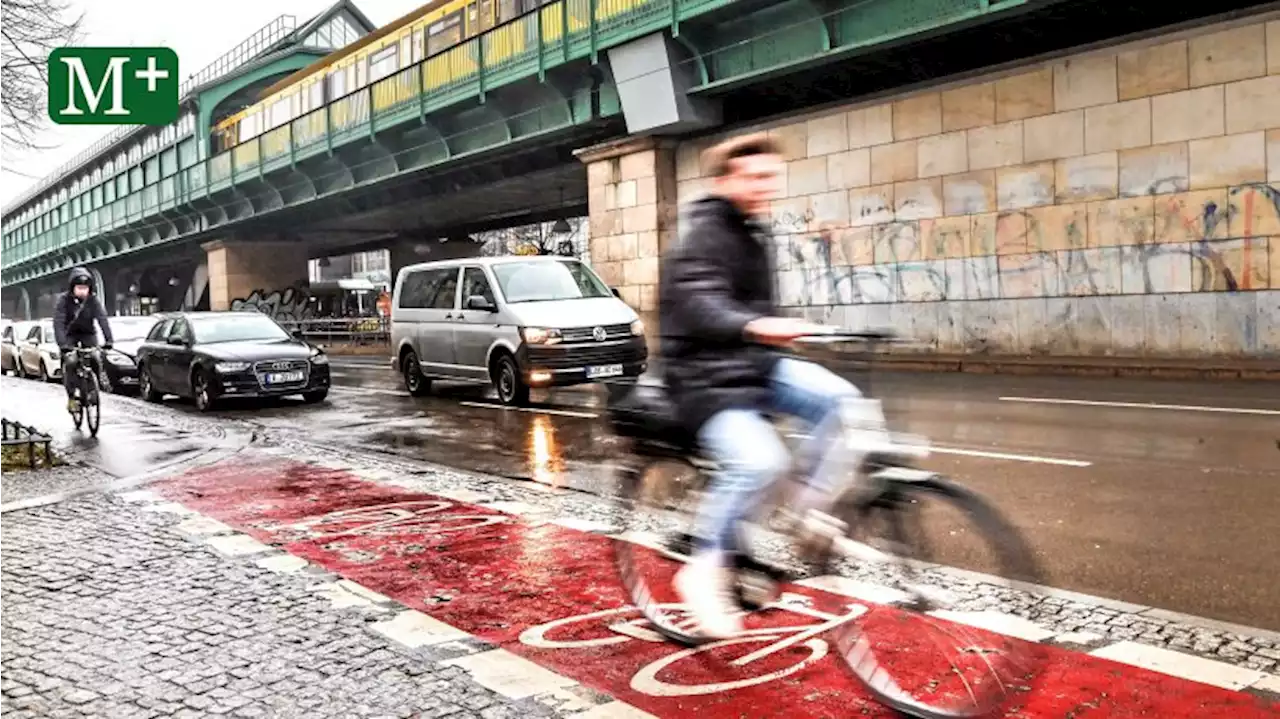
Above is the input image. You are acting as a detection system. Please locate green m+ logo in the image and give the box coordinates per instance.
[48,47,179,126]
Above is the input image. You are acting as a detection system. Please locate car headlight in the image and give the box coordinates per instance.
[521,327,562,345]
[630,319,645,336]
[310,352,329,365]
[215,361,251,373]
[106,350,135,367]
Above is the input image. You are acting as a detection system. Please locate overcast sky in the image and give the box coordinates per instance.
[2,0,424,210]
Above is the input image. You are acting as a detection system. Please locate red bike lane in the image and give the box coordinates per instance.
[155,456,1280,718]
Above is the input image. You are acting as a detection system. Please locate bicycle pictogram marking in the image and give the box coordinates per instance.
[283,499,514,539]
[519,591,868,697]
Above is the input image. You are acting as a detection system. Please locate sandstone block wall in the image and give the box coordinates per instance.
[673,13,1280,358]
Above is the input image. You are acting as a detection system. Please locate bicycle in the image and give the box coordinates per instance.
[605,327,1049,719]
[64,343,103,438]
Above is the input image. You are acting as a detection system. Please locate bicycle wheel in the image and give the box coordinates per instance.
[612,452,791,647]
[613,454,712,647]
[82,370,101,438]
[70,393,84,430]
[830,473,1049,719]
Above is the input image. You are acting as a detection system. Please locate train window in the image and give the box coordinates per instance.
[412,29,425,62]
[427,12,462,55]
[369,44,398,82]
[270,98,290,128]
[498,0,520,24]
[477,0,495,31]
[240,112,261,142]
[309,81,324,112]
[400,36,411,67]
[327,68,347,98]
[355,57,367,88]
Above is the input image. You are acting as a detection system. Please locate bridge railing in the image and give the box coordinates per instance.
[1,418,55,470]
[276,317,391,348]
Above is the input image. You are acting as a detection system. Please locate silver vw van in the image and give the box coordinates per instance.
[390,255,648,405]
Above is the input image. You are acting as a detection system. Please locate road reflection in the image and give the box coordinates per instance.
[528,413,564,487]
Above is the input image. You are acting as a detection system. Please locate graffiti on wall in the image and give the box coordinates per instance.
[775,183,1278,309]
[230,287,315,321]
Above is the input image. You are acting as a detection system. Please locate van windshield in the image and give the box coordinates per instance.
[491,259,613,303]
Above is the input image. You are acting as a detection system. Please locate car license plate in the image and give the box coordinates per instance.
[586,363,623,379]
[265,370,304,384]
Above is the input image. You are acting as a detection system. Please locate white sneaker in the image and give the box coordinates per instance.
[673,551,743,639]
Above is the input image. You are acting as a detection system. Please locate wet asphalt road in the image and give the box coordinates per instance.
[4,357,1279,631]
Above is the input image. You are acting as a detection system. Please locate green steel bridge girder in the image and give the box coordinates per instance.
[1,0,1037,287]
[683,0,1033,93]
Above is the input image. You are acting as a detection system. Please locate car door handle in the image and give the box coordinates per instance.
[444,313,453,319]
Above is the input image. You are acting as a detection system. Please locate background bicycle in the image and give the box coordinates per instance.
[66,344,102,438]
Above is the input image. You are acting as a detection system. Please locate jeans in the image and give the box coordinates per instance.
[692,357,887,555]
[62,348,99,400]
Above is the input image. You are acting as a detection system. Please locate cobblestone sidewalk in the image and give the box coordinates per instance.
[0,491,593,719]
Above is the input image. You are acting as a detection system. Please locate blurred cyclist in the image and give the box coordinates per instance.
[657,132,889,638]
[53,267,113,412]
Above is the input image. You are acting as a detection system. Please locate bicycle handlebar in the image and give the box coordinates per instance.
[791,326,900,345]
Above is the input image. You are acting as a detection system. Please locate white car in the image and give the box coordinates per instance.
[0,319,27,375]
[15,319,63,381]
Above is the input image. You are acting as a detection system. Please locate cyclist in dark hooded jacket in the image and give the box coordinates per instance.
[53,267,113,411]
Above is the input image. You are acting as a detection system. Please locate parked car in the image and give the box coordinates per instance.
[1,320,37,376]
[97,315,165,393]
[135,311,331,411]
[390,255,648,406]
[15,319,62,381]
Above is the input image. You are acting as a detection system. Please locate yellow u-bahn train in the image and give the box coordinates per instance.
[211,0,585,154]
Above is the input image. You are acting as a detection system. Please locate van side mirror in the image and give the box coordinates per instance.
[166,335,186,346]
[610,287,621,298]
[465,295,496,312]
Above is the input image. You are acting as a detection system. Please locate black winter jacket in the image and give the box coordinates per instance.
[658,195,781,434]
[53,292,113,350]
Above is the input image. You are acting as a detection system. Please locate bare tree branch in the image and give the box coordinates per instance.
[472,218,588,258]
[1,0,84,165]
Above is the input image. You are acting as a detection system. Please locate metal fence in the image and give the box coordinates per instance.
[1,418,55,469]
[276,317,390,347]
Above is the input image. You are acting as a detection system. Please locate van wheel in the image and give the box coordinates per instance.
[493,354,529,406]
[401,350,431,396]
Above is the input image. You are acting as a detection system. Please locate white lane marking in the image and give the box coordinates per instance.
[256,554,309,574]
[784,433,1091,467]
[926,445,1092,467]
[1090,641,1267,691]
[1000,396,1280,416]
[175,516,235,536]
[329,386,410,398]
[370,609,472,648]
[925,609,1057,642]
[458,400,597,419]
[328,387,600,418]
[441,648,579,699]
[206,534,272,557]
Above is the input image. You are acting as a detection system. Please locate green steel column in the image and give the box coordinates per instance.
[478,35,487,102]
[538,8,546,81]
[589,0,597,63]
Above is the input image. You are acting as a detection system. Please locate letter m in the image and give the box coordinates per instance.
[60,56,130,116]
